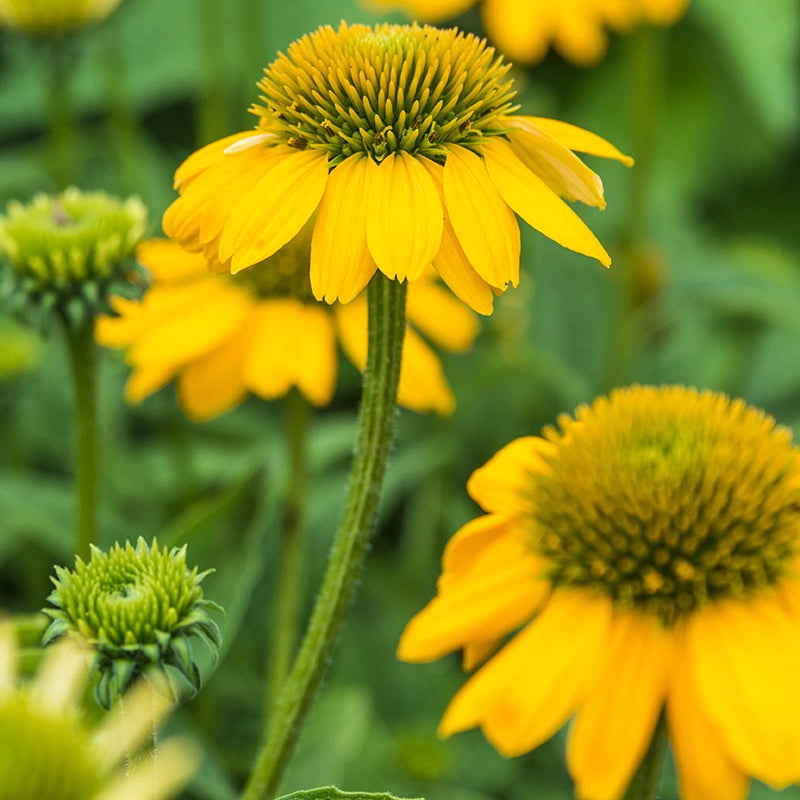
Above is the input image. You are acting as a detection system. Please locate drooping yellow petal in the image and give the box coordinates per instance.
[466,436,556,514]
[482,0,553,64]
[440,514,521,578]
[422,158,497,315]
[504,116,605,207]
[462,638,500,671]
[310,153,377,303]
[177,324,250,421]
[219,146,329,274]
[135,239,208,283]
[483,138,611,267]
[527,117,634,166]
[406,273,479,353]
[335,296,456,415]
[243,299,337,406]
[124,362,177,404]
[398,551,545,663]
[667,626,750,800]
[172,132,255,189]
[687,594,800,787]
[440,590,612,757]
[128,281,253,369]
[365,151,443,282]
[567,611,672,800]
[443,145,520,289]
[552,8,609,66]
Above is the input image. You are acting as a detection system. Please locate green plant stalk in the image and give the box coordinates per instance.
[46,37,75,187]
[621,716,668,800]
[198,0,230,143]
[241,273,407,800]
[63,317,97,560]
[265,390,310,722]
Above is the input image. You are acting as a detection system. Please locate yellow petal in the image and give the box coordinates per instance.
[128,281,253,369]
[124,362,176,404]
[422,158,496,315]
[335,297,455,414]
[441,514,520,578]
[243,299,337,407]
[172,131,255,189]
[483,138,611,267]
[482,0,552,64]
[667,627,750,800]
[219,146,329,273]
[443,145,520,288]
[365,151,443,282]
[567,611,672,800]
[462,638,500,671]
[440,590,611,757]
[135,239,208,283]
[310,153,377,303]
[177,324,249,421]
[398,547,545,663]
[686,594,800,786]
[406,273,479,353]
[527,117,634,166]
[504,116,605,207]
[466,436,555,514]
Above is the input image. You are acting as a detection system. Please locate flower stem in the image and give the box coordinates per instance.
[621,716,668,800]
[62,317,97,560]
[46,36,76,187]
[241,273,407,800]
[265,390,310,722]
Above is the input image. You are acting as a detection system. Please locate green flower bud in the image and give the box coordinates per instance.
[42,537,223,709]
[0,187,147,330]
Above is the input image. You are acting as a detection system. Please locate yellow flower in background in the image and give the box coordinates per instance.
[400,385,800,800]
[163,21,631,316]
[96,236,478,421]
[0,622,198,800]
[370,0,689,65]
[0,0,124,34]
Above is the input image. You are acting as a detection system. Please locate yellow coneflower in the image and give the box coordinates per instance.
[96,235,478,421]
[163,21,631,316]
[0,0,124,34]
[400,385,800,800]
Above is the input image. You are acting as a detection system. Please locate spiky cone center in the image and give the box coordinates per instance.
[249,21,517,166]
[0,696,101,800]
[229,218,315,301]
[524,386,800,624]
[0,188,147,327]
[43,537,221,707]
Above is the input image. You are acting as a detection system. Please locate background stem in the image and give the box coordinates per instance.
[621,716,668,800]
[63,317,97,559]
[241,274,407,800]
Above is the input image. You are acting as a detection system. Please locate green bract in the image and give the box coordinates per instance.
[0,187,147,329]
[43,537,222,709]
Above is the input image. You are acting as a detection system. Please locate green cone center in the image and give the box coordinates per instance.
[252,21,517,166]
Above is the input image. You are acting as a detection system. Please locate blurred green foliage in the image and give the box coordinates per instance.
[1,0,800,798]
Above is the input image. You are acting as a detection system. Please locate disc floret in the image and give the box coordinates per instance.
[527,386,800,623]
[43,537,222,709]
[252,21,518,166]
[0,188,147,329]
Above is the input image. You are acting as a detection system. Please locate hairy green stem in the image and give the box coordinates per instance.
[621,716,668,800]
[63,318,97,559]
[241,274,407,800]
[265,390,310,722]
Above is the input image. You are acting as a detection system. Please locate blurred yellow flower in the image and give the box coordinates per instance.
[0,0,124,34]
[400,385,800,800]
[163,21,631,316]
[370,0,689,65]
[96,237,478,421]
[0,622,198,800]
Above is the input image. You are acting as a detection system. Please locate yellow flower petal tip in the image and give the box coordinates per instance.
[400,385,800,799]
[165,21,627,314]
